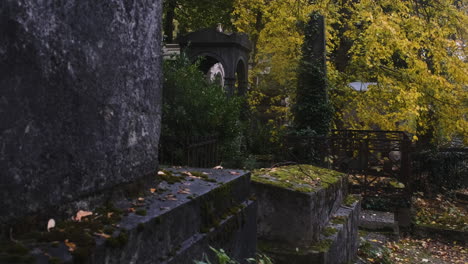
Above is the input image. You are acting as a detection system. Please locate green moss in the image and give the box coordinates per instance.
[343,194,360,207]
[106,230,128,248]
[311,239,333,252]
[331,216,347,225]
[358,230,370,237]
[189,171,206,178]
[252,165,342,192]
[158,170,184,184]
[322,227,338,237]
[204,178,217,183]
[135,209,147,216]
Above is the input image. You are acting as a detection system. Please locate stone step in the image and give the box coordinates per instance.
[29,168,255,264]
[165,200,257,264]
[258,197,361,264]
[359,210,399,236]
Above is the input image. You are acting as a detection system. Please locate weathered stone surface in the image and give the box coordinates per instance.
[253,175,347,245]
[0,0,163,224]
[29,169,256,264]
[325,199,361,264]
[259,198,361,264]
[359,210,399,234]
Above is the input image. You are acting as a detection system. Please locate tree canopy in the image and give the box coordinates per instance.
[232,0,467,146]
[162,0,467,146]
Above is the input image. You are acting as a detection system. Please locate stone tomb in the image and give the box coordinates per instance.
[2,169,256,264]
[252,165,361,264]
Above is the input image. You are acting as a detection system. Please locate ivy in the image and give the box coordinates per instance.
[292,11,333,136]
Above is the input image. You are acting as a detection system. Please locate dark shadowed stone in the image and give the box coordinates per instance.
[253,175,347,245]
[29,169,256,264]
[0,0,163,225]
[259,198,361,264]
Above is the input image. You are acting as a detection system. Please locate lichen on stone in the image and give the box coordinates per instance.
[322,226,338,237]
[252,164,342,192]
[343,194,360,207]
[310,239,333,252]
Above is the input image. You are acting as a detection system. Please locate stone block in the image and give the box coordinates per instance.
[253,174,347,245]
[258,197,361,264]
[0,0,163,224]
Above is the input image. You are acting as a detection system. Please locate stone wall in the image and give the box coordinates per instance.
[0,0,163,224]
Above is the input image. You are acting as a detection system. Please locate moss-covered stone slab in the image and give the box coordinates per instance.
[252,165,343,193]
[252,165,347,246]
[7,168,256,264]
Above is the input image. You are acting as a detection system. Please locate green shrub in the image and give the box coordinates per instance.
[162,53,243,163]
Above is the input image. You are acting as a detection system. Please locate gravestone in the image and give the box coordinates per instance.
[0,0,163,227]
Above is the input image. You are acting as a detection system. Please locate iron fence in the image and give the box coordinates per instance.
[411,148,468,195]
[159,134,219,168]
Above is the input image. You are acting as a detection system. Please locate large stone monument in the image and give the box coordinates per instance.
[0,0,163,227]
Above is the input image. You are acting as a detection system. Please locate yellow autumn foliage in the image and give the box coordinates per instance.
[233,0,467,145]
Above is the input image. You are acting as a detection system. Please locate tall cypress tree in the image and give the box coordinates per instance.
[292,12,333,136]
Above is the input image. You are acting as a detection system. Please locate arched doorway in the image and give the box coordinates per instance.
[179,28,252,97]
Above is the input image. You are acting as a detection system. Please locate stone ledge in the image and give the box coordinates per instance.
[359,210,399,234]
[165,200,257,264]
[6,169,254,264]
[412,224,467,245]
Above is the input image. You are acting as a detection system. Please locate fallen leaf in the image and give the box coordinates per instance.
[94,232,111,239]
[47,219,56,232]
[213,165,223,169]
[150,188,156,193]
[181,171,193,176]
[165,194,177,201]
[229,171,240,175]
[138,197,145,202]
[128,208,136,213]
[73,210,93,222]
[158,171,165,175]
[107,212,114,218]
[64,239,77,252]
[178,188,190,194]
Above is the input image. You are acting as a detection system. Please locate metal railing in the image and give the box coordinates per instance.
[159,134,219,168]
